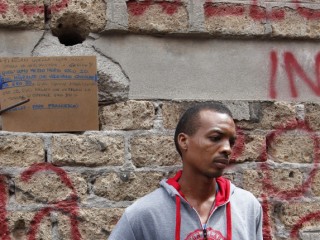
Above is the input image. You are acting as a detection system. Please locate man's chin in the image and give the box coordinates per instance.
[204,170,224,179]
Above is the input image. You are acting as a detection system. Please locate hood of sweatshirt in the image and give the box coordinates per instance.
[160,170,234,240]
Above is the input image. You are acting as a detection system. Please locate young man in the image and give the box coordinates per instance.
[109,102,263,240]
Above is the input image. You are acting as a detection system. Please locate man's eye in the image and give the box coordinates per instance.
[210,136,221,142]
[229,138,236,147]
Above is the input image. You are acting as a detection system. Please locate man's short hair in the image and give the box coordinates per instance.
[174,102,233,156]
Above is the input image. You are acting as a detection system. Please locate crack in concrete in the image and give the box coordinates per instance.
[92,44,131,84]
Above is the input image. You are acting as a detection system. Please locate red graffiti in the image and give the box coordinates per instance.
[260,120,320,239]
[261,195,272,240]
[49,0,69,14]
[0,0,8,14]
[20,163,81,240]
[21,163,76,193]
[261,120,320,199]
[205,0,320,21]
[269,51,320,99]
[204,4,245,17]
[229,128,245,163]
[0,176,10,240]
[127,0,182,16]
[0,163,81,240]
[18,4,44,16]
[0,0,68,16]
[290,210,320,238]
[232,119,320,238]
[204,0,284,21]
[294,0,320,20]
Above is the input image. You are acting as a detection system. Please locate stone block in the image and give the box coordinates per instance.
[15,172,87,204]
[242,169,264,197]
[305,103,320,131]
[0,135,44,167]
[93,172,167,201]
[267,133,314,164]
[50,0,106,44]
[223,101,250,121]
[311,171,320,197]
[0,1,45,29]
[131,135,180,167]
[260,102,297,129]
[106,0,128,30]
[51,135,125,167]
[162,101,195,129]
[270,6,320,39]
[299,226,320,240]
[57,208,124,239]
[162,101,250,130]
[100,100,155,130]
[280,202,320,227]
[7,211,51,240]
[204,3,266,37]
[127,0,188,33]
[243,168,304,197]
[232,133,265,162]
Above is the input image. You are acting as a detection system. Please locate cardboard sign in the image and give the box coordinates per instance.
[0,56,99,132]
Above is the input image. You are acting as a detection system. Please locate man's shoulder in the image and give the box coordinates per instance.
[231,183,260,205]
[125,187,174,216]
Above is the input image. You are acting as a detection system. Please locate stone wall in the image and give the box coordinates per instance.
[1,0,320,239]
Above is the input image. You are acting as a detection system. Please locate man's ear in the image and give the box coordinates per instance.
[178,133,189,152]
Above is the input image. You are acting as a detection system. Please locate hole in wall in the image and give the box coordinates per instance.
[289,171,294,178]
[51,13,90,46]
[12,220,26,238]
[57,29,86,46]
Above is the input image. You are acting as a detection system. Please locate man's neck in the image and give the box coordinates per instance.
[178,169,217,202]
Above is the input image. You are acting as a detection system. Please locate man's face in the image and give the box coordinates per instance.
[180,110,236,178]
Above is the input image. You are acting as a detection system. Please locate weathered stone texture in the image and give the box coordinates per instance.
[131,135,180,167]
[0,135,44,167]
[267,133,314,163]
[299,226,320,240]
[0,1,45,29]
[15,172,87,204]
[7,211,51,240]
[271,6,320,39]
[100,100,155,130]
[243,169,304,197]
[305,103,320,131]
[281,202,320,227]
[162,101,197,129]
[93,172,166,201]
[311,171,320,197]
[51,135,125,167]
[242,169,264,197]
[204,3,266,36]
[260,102,297,129]
[162,101,250,130]
[57,208,124,239]
[269,169,304,192]
[127,1,188,33]
[233,133,265,162]
[50,0,106,41]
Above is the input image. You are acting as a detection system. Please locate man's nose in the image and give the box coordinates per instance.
[221,140,232,156]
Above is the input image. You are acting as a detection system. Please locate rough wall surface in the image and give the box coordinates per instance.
[1,0,320,239]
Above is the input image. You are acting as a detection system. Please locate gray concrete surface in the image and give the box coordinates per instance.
[0,29,44,56]
[94,34,320,101]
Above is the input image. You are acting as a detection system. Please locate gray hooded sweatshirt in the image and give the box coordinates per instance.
[109,171,263,240]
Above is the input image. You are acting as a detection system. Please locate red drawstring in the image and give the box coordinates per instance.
[175,195,181,240]
[226,202,232,240]
[170,172,232,240]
